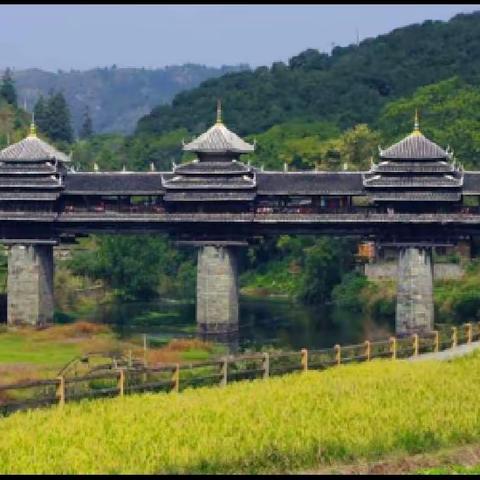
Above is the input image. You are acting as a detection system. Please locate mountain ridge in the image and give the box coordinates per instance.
[2,63,250,135]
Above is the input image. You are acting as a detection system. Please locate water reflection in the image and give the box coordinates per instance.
[61,296,394,353]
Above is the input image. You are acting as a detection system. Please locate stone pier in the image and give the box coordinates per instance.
[396,247,434,334]
[7,244,54,326]
[197,245,239,335]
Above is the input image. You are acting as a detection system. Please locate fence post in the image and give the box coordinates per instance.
[171,364,180,393]
[389,336,397,360]
[412,334,419,357]
[451,326,458,348]
[433,330,439,353]
[56,376,65,407]
[334,344,341,365]
[117,369,125,397]
[220,357,228,386]
[466,323,473,345]
[262,352,270,379]
[143,334,148,367]
[301,348,308,372]
[364,340,371,361]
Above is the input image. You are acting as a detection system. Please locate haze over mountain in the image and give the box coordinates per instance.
[4,64,249,135]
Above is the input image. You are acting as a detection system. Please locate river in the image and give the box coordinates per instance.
[58,296,395,353]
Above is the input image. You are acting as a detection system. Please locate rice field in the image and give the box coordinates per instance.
[0,350,480,474]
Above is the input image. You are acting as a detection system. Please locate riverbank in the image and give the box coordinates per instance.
[0,322,222,385]
[0,351,479,473]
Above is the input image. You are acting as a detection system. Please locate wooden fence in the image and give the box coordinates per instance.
[1,321,479,416]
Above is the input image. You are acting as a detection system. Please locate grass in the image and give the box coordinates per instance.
[1,350,480,473]
[420,465,480,474]
[0,323,221,385]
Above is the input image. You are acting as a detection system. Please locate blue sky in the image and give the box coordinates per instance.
[0,5,478,71]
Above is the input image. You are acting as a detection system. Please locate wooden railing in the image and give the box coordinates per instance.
[1,321,479,417]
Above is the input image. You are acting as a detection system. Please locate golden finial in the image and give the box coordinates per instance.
[216,99,222,124]
[28,112,37,138]
[412,109,421,136]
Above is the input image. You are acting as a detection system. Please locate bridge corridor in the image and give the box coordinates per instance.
[0,109,477,335]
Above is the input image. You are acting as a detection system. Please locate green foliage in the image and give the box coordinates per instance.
[79,105,93,139]
[332,272,369,312]
[297,237,356,304]
[243,120,340,170]
[34,91,74,144]
[240,236,357,303]
[377,76,480,168]
[0,68,17,107]
[0,97,30,149]
[2,353,480,473]
[136,12,480,138]
[67,235,196,301]
[71,128,189,172]
[435,261,480,323]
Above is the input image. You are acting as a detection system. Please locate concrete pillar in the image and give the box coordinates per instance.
[197,245,239,335]
[396,247,434,334]
[7,244,54,327]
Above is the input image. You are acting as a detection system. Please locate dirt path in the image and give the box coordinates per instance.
[301,442,480,475]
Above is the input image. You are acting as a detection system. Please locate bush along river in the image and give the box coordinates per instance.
[53,295,394,353]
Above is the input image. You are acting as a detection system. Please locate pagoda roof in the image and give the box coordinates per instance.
[183,122,254,154]
[0,132,70,163]
[379,131,449,160]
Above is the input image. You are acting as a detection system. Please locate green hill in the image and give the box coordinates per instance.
[6,63,249,135]
[136,11,480,138]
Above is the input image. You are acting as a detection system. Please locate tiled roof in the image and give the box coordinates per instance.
[174,160,252,175]
[256,172,365,195]
[363,174,462,188]
[375,161,455,173]
[0,135,70,163]
[64,173,165,195]
[183,122,254,154]
[162,175,255,190]
[379,132,449,160]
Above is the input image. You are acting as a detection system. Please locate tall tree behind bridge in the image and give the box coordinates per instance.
[34,91,74,144]
[33,95,48,133]
[79,105,93,139]
[0,68,17,107]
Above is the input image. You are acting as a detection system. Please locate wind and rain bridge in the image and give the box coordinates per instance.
[1,107,479,336]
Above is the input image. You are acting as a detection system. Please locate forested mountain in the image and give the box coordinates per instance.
[136,11,480,138]
[4,63,249,135]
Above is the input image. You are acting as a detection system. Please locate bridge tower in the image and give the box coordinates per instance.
[0,120,70,326]
[363,112,463,333]
[163,101,256,336]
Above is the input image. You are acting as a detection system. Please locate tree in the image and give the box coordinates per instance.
[0,68,17,106]
[79,105,93,139]
[44,92,74,143]
[33,95,48,133]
